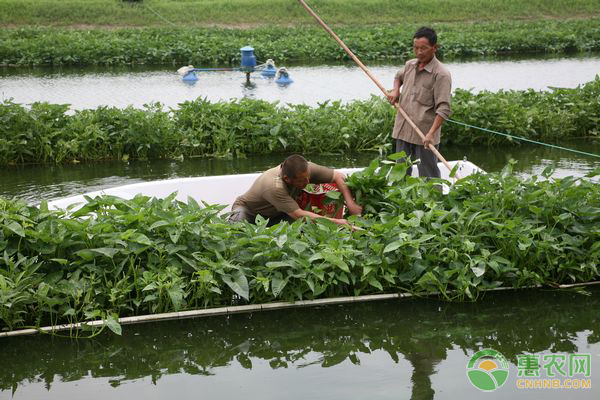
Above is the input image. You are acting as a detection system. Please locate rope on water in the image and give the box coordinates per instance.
[447,119,600,159]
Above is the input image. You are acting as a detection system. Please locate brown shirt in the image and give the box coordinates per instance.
[392,56,452,145]
[232,162,334,217]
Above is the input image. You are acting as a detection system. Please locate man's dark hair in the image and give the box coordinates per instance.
[281,154,309,179]
[414,27,437,46]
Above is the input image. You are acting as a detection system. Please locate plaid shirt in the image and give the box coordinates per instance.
[392,56,452,145]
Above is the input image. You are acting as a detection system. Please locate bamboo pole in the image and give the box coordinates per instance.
[297,0,457,176]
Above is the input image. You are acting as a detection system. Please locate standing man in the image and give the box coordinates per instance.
[387,27,452,178]
[229,154,362,226]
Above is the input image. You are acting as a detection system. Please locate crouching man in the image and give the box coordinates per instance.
[229,154,362,226]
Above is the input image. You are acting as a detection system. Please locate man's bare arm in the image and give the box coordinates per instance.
[287,208,348,225]
[332,171,362,215]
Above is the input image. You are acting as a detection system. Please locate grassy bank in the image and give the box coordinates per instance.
[2,0,599,28]
[1,78,599,165]
[0,156,598,334]
[3,18,600,66]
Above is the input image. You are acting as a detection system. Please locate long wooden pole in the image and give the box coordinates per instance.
[297,0,456,175]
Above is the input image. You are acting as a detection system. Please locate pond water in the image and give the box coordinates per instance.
[1,141,599,204]
[1,287,599,400]
[1,54,599,110]
[1,54,599,400]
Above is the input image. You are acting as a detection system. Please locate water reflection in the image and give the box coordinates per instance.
[241,79,258,98]
[1,288,598,399]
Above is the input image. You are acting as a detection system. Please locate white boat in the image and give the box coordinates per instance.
[47,160,483,211]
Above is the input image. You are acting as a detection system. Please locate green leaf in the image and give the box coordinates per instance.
[167,287,184,310]
[4,221,25,237]
[266,261,293,269]
[383,240,402,253]
[105,314,122,336]
[338,272,350,285]
[62,308,76,317]
[74,249,96,261]
[275,234,287,248]
[389,164,408,182]
[323,253,350,273]
[362,265,374,277]
[143,294,157,302]
[130,233,152,246]
[309,252,324,262]
[449,163,460,178]
[149,220,171,230]
[325,191,342,200]
[471,264,486,277]
[90,247,119,259]
[368,276,383,291]
[306,278,315,294]
[290,241,309,254]
[222,270,249,300]
[168,228,182,244]
[585,166,600,178]
[271,274,288,297]
[387,152,406,161]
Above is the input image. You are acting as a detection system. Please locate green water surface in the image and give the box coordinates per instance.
[1,287,598,400]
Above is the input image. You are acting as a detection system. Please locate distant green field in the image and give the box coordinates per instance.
[1,0,599,27]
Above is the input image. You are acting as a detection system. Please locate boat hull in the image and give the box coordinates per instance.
[47,161,483,210]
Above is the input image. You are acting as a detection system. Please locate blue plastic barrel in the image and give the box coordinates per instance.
[182,71,198,82]
[261,64,277,77]
[275,68,293,85]
[240,46,257,71]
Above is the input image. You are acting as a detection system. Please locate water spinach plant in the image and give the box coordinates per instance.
[2,18,600,66]
[1,77,599,166]
[1,156,598,335]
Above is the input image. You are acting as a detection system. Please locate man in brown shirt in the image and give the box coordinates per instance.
[387,27,452,178]
[230,154,362,226]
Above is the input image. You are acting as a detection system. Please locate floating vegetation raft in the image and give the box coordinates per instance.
[1,18,600,66]
[1,78,599,166]
[1,157,599,334]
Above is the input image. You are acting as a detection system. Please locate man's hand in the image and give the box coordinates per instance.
[386,89,400,105]
[423,132,435,149]
[289,210,351,228]
[331,218,363,232]
[331,218,349,226]
[332,171,363,217]
[346,200,363,216]
[423,115,445,150]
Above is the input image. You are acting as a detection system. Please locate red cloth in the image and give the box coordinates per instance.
[296,183,343,218]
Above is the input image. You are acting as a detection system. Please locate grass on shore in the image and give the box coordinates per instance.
[1,0,600,28]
